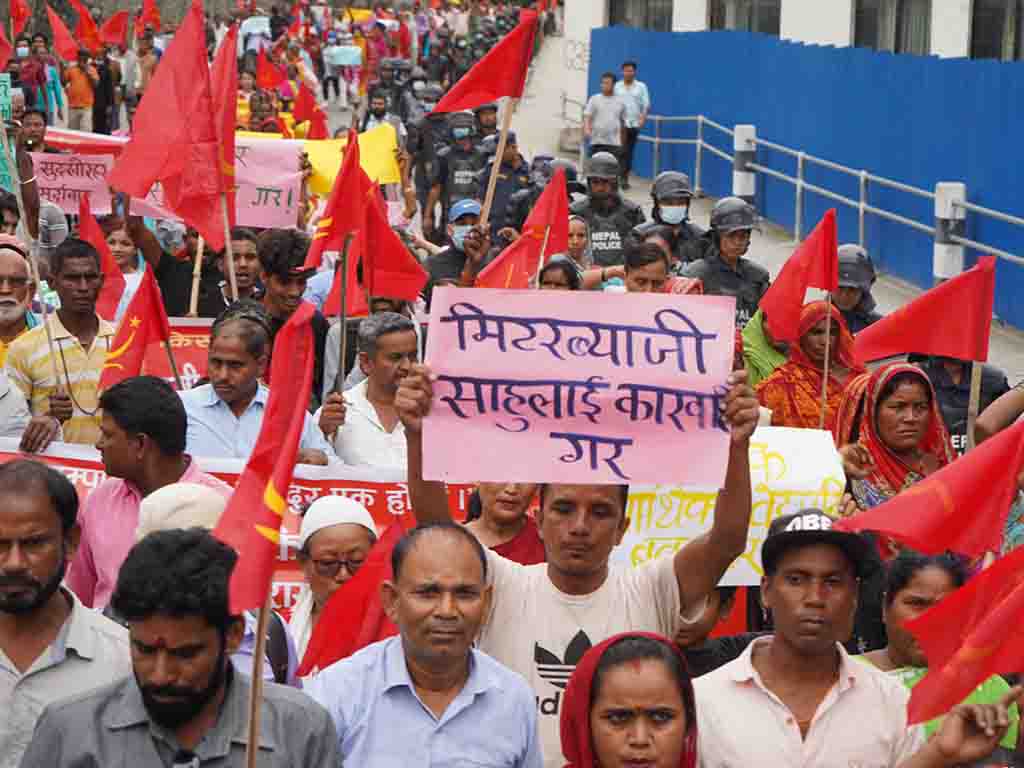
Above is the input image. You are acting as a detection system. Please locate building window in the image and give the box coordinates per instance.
[971,1,1024,60]
[854,0,931,55]
[608,0,673,32]
[709,0,781,36]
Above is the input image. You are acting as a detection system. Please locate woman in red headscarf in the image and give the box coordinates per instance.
[755,300,865,431]
[561,632,697,768]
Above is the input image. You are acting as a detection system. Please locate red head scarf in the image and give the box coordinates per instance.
[789,300,860,373]
[560,633,697,768]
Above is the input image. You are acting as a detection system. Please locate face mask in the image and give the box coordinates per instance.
[452,126,471,140]
[452,225,472,250]
[412,80,425,93]
[421,101,437,111]
[660,205,688,225]
[16,47,29,58]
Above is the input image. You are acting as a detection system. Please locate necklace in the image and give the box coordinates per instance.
[57,333,110,418]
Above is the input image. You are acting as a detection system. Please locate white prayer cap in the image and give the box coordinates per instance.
[299,496,377,550]
[136,483,228,541]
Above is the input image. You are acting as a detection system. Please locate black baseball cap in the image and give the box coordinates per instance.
[761,510,872,579]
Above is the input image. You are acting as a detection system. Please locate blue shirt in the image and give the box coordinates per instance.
[302,269,335,312]
[179,382,336,461]
[613,79,651,128]
[307,636,543,768]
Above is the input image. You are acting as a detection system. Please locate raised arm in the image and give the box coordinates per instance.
[672,370,757,611]
[975,385,1024,445]
[396,363,452,524]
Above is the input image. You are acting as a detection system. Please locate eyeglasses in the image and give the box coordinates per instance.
[311,557,365,578]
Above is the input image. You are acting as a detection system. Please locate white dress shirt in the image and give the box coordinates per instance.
[318,379,407,468]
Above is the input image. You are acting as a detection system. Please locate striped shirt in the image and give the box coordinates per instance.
[4,313,115,445]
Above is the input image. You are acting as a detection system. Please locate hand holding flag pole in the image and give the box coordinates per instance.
[478,99,516,232]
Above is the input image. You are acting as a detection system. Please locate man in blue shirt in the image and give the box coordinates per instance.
[613,60,650,191]
[178,301,334,463]
[307,522,543,767]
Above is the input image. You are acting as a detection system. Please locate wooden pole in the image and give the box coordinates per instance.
[533,224,552,284]
[819,296,833,430]
[334,234,354,393]
[162,340,184,389]
[220,193,239,301]
[478,98,517,232]
[188,236,206,317]
[245,596,272,768]
[965,360,983,452]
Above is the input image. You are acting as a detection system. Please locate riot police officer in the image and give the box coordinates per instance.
[424,112,487,241]
[631,171,709,269]
[474,102,499,142]
[406,106,448,211]
[682,197,769,325]
[370,57,403,115]
[569,152,645,267]
[477,130,531,239]
[505,157,584,233]
[834,244,882,333]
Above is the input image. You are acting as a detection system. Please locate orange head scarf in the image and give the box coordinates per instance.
[789,300,860,373]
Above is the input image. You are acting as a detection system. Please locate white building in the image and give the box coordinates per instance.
[562,0,1024,103]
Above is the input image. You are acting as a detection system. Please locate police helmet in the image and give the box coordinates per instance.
[652,171,693,202]
[449,111,476,140]
[473,101,499,116]
[421,84,445,102]
[587,152,620,182]
[838,244,877,291]
[710,197,758,233]
[550,158,580,184]
[380,57,399,73]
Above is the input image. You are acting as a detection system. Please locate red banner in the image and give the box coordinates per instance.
[0,440,471,615]
[146,317,212,390]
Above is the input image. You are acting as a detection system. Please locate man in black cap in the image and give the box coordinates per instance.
[834,244,883,333]
[478,130,531,240]
[473,101,499,143]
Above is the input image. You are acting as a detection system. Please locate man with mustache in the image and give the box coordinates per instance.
[0,460,129,768]
[20,527,340,767]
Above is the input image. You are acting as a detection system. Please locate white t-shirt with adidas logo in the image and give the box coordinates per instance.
[478,550,683,768]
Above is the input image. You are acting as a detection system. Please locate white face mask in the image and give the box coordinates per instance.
[451,225,472,250]
[660,205,688,225]
[16,47,29,58]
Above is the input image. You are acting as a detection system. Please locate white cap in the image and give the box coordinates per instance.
[299,496,377,550]
[136,483,228,542]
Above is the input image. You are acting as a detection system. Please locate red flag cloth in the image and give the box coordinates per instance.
[361,189,429,301]
[99,11,130,47]
[0,26,12,73]
[835,418,1024,558]
[68,0,101,54]
[904,543,1024,724]
[46,5,81,62]
[287,3,302,38]
[141,0,162,32]
[107,0,226,252]
[98,270,172,390]
[759,209,838,342]
[304,130,367,270]
[292,82,318,124]
[78,194,125,322]
[296,515,413,676]
[210,23,240,229]
[853,255,996,363]
[431,10,538,113]
[256,51,286,90]
[214,303,316,613]
[11,0,31,38]
[476,168,570,289]
[307,108,329,140]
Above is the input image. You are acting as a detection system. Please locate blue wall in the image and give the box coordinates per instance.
[589,28,1024,328]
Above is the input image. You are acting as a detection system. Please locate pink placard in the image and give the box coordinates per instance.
[423,288,737,485]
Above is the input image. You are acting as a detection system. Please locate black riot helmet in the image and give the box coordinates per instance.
[448,111,476,143]
[393,58,413,84]
[652,171,693,202]
[587,151,620,182]
[530,155,556,186]
[710,197,758,234]
[838,244,877,292]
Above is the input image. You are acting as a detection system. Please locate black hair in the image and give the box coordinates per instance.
[622,60,637,69]
[257,228,311,278]
[625,240,669,272]
[22,108,47,123]
[600,71,617,84]
[465,489,483,522]
[538,484,630,516]
[883,550,967,607]
[0,191,19,221]
[52,237,101,274]
[369,88,388,103]
[98,376,188,456]
[391,521,488,582]
[111,528,240,631]
[539,258,582,290]
[229,226,258,245]
[32,33,49,44]
[211,299,272,358]
[716,585,738,606]
[591,635,696,728]
[96,214,128,238]
[877,370,932,409]
[0,459,78,534]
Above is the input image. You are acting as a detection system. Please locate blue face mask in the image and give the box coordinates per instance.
[16,47,29,58]
[452,225,472,250]
[660,205,688,225]
[452,127,472,140]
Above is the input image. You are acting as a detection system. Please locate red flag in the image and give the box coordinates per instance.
[98,270,172,390]
[307,107,329,140]
[0,26,12,73]
[292,82,318,124]
[211,23,240,229]
[476,168,570,289]
[835,419,1024,558]
[214,303,316,613]
[46,5,81,62]
[431,11,538,113]
[11,0,31,38]
[361,188,429,301]
[304,131,368,270]
[296,515,413,676]
[287,3,302,37]
[256,51,286,90]
[99,11,130,48]
[141,0,162,32]
[904,543,1024,723]
[107,0,226,252]
[853,256,996,363]
[759,209,838,341]
[68,0,102,54]
[78,194,125,322]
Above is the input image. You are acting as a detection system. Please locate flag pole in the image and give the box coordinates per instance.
[965,360,983,451]
[819,295,833,430]
[245,595,272,768]
[0,123,65,394]
[220,193,239,301]
[162,340,184,389]
[533,224,551,285]
[478,98,517,232]
[335,233,354,393]
[188,236,206,317]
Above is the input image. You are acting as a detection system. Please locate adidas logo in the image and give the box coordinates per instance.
[534,629,592,691]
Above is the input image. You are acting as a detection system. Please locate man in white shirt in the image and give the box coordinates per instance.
[396,363,760,767]
[613,60,650,191]
[317,312,417,468]
[0,459,130,768]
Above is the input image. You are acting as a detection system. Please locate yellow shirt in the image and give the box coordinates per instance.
[0,323,30,368]
[5,314,116,445]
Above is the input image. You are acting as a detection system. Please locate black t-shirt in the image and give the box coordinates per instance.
[684,632,768,678]
[267,304,329,412]
[153,251,194,318]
